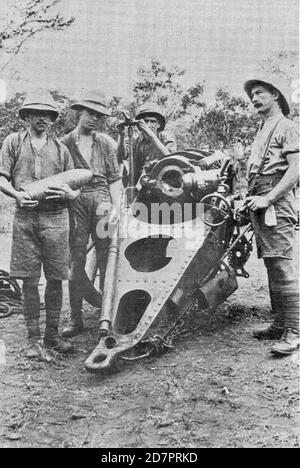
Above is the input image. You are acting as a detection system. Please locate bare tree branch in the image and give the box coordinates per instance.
[0,0,75,72]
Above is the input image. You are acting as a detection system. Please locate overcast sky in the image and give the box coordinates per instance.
[2,0,299,100]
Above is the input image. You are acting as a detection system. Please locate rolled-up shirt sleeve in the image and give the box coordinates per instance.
[281,124,299,156]
[0,134,16,180]
[103,135,122,184]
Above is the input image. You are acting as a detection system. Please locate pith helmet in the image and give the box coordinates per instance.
[71,89,111,116]
[244,76,290,116]
[135,104,166,131]
[19,89,59,121]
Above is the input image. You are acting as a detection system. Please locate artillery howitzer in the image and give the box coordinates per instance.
[85,148,253,373]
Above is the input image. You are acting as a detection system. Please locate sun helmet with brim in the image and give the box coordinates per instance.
[19,89,59,122]
[135,105,166,131]
[71,89,111,116]
[244,78,290,116]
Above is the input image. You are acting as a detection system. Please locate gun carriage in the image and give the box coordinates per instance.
[84,120,252,372]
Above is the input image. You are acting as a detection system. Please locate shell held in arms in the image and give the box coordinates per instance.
[21,169,93,201]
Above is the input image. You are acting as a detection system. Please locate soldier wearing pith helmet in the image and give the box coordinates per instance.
[0,89,79,358]
[243,76,299,356]
[61,89,122,338]
[117,104,177,184]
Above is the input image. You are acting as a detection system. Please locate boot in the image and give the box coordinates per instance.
[253,325,284,340]
[62,280,86,338]
[24,338,42,359]
[44,309,74,354]
[61,314,84,338]
[44,333,74,353]
[24,318,42,359]
[271,329,300,356]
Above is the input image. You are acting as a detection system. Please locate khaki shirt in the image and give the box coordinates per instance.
[247,115,299,178]
[0,130,73,189]
[61,130,121,195]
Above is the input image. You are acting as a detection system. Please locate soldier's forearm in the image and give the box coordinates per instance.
[150,135,171,157]
[0,176,19,200]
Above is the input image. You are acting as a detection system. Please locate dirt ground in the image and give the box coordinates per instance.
[0,226,299,448]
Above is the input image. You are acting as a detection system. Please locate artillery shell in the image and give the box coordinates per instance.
[22,169,93,201]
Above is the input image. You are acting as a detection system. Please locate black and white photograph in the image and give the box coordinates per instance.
[0,0,299,450]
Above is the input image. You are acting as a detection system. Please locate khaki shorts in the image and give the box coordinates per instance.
[70,189,112,250]
[250,189,297,259]
[10,208,70,280]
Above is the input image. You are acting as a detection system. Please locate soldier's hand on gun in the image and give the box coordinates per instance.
[16,191,39,209]
[45,184,80,201]
[245,195,270,212]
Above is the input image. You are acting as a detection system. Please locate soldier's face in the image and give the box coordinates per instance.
[26,110,53,133]
[79,109,104,131]
[143,116,160,132]
[250,85,279,115]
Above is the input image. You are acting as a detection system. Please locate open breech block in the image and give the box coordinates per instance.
[85,150,250,372]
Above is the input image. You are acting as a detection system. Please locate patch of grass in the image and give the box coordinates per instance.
[167,300,272,345]
[222,303,272,322]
